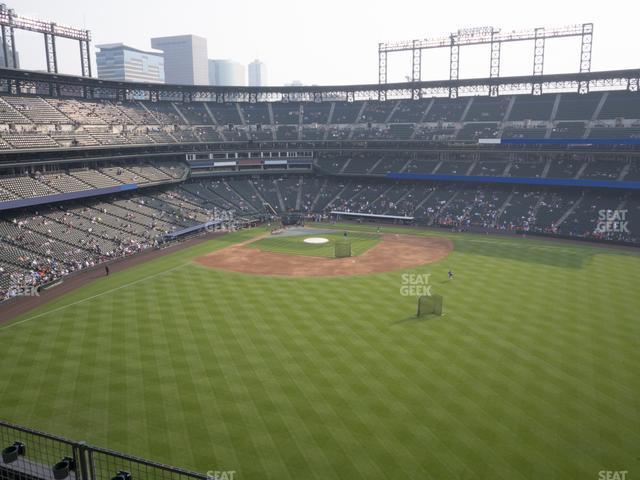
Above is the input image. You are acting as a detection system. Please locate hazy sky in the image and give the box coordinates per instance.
[10,0,640,86]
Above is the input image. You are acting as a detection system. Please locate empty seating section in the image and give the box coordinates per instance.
[311,179,346,211]
[336,182,389,213]
[370,156,410,175]
[535,191,581,227]
[180,182,233,211]
[252,178,281,212]
[249,127,274,141]
[437,160,472,175]
[598,91,640,120]
[195,127,222,142]
[502,126,547,139]
[302,127,325,140]
[226,178,263,210]
[144,102,184,125]
[405,159,440,174]
[560,191,623,236]
[0,164,180,203]
[172,129,200,143]
[272,104,300,124]
[153,161,188,179]
[359,102,396,123]
[0,98,30,124]
[391,100,429,123]
[225,128,248,141]
[209,104,242,125]
[624,162,640,181]
[315,154,349,174]
[302,104,331,124]
[1,132,60,149]
[546,156,584,178]
[85,128,131,145]
[0,185,19,201]
[325,127,351,140]
[465,97,510,122]
[147,130,177,143]
[241,104,270,125]
[457,123,499,140]
[177,103,215,124]
[299,177,326,212]
[471,160,507,176]
[276,126,299,141]
[123,131,153,144]
[70,169,123,188]
[588,126,640,139]
[39,172,94,192]
[550,122,586,138]
[351,127,391,140]
[342,154,377,174]
[47,98,112,125]
[509,157,546,177]
[49,131,100,147]
[332,103,362,124]
[581,158,626,180]
[413,126,455,140]
[424,98,466,122]
[0,175,58,198]
[555,93,601,120]
[3,96,69,123]
[388,124,414,139]
[0,90,636,150]
[498,189,541,229]
[508,95,554,120]
[276,176,302,211]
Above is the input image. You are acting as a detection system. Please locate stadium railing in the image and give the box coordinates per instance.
[0,420,209,480]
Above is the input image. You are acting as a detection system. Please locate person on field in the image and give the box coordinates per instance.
[448,269,454,280]
[105,265,109,276]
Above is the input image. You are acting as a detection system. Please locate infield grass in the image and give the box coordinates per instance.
[0,224,638,480]
[250,231,379,257]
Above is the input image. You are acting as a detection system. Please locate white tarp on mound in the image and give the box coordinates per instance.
[304,237,329,244]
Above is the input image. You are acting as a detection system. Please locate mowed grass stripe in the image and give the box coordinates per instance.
[0,225,638,479]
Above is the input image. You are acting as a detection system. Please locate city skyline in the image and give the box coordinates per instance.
[7,0,640,86]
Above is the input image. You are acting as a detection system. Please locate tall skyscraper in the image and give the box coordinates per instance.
[150,35,208,85]
[96,44,164,83]
[248,59,267,86]
[208,60,245,86]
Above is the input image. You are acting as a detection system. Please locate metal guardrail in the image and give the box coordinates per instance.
[0,421,209,480]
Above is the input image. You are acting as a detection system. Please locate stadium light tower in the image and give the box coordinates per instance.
[0,3,92,76]
[378,23,593,98]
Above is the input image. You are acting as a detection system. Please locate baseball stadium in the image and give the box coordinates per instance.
[0,3,638,480]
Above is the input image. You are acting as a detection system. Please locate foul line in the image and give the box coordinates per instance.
[0,262,190,332]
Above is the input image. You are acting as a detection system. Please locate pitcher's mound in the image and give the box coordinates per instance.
[303,237,330,244]
[195,233,453,277]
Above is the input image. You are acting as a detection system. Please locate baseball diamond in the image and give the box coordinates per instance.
[0,4,639,480]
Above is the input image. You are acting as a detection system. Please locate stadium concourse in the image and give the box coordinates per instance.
[1,69,640,301]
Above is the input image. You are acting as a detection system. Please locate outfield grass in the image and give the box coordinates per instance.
[0,225,638,480]
[250,231,379,258]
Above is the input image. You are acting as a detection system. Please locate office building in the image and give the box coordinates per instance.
[150,35,208,85]
[208,59,245,86]
[248,59,267,86]
[96,44,164,83]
